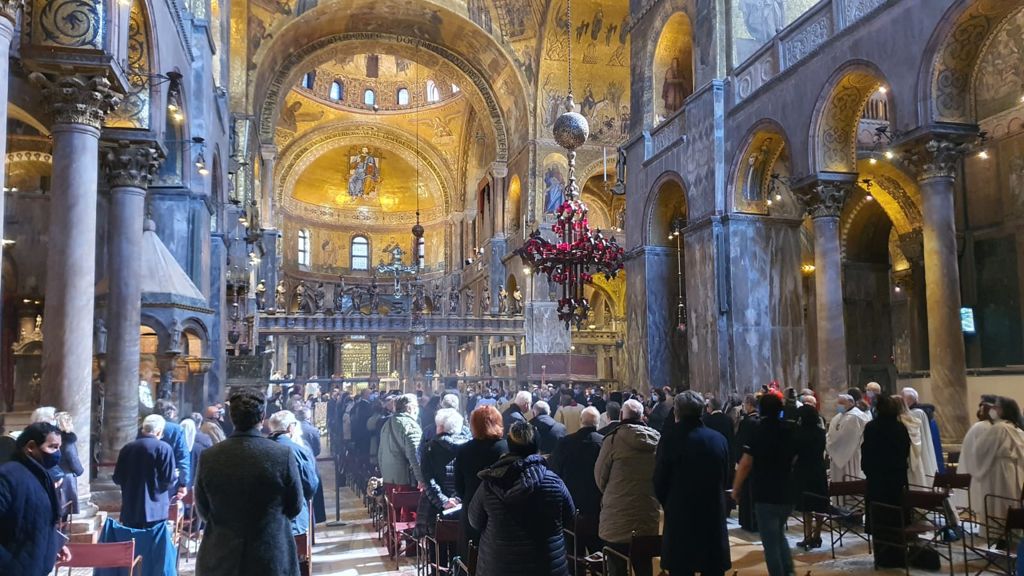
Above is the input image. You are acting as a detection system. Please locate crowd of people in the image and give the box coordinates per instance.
[3,379,1024,576]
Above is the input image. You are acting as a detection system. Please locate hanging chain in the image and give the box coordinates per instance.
[565,0,573,97]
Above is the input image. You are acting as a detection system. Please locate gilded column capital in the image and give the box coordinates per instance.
[29,71,121,129]
[103,140,160,190]
[0,0,22,25]
[898,229,925,264]
[795,180,850,220]
[899,137,970,182]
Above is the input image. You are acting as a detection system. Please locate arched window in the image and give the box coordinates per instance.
[396,88,410,106]
[363,89,376,107]
[351,235,369,270]
[426,80,440,103]
[417,236,425,269]
[329,80,343,101]
[301,72,315,89]
[297,229,311,267]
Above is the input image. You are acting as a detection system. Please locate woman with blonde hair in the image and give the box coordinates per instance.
[54,411,84,514]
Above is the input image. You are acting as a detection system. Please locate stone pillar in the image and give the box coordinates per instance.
[797,179,850,412]
[32,73,120,493]
[369,336,379,385]
[898,230,930,371]
[260,145,277,226]
[0,1,22,313]
[101,141,159,462]
[903,138,970,440]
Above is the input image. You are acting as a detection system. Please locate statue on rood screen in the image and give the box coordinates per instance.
[367,277,381,314]
[432,282,443,314]
[275,280,287,310]
[313,282,326,313]
[254,280,267,310]
[512,287,523,315]
[483,289,492,314]
[465,290,475,316]
[498,285,509,315]
[449,286,460,314]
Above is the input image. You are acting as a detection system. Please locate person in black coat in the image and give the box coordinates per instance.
[733,395,760,530]
[113,415,178,529]
[549,405,604,554]
[530,401,567,455]
[195,389,304,576]
[792,404,828,550]
[469,420,575,576]
[648,387,673,432]
[454,406,508,557]
[0,422,71,575]
[654,391,731,576]
[291,401,326,524]
[502,391,531,436]
[417,408,470,538]
[861,394,911,568]
[703,396,736,483]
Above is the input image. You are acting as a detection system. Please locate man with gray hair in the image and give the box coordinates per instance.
[530,400,567,454]
[901,386,939,478]
[654,391,731,575]
[502,390,532,436]
[113,414,177,529]
[596,398,661,576]
[268,410,319,536]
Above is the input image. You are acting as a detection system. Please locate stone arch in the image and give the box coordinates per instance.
[840,188,895,263]
[810,61,892,174]
[730,119,794,214]
[638,0,695,129]
[651,11,695,123]
[923,0,1022,124]
[853,156,922,238]
[251,0,531,162]
[645,171,688,247]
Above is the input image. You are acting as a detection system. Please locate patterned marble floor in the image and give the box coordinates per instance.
[62,457,1006,575]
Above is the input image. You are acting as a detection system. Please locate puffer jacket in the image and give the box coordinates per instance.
[469,454,575,576]
[417,429,470,533]
[594,420,661,543]
[378,412,424,486]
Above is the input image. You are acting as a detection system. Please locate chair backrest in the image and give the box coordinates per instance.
[295,532,311,560]
[829,479,868,498]
[435,518,459,544]
[389,490,421,514]
[904,489,946,511]
[1007,507,1024,532]
[629,532,661,572]
[932,471,970,491]
[59,540,137,568]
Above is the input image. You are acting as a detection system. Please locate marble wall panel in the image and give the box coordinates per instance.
[684,224,723,393]
[625,255,650,390]
[643,248,687,389]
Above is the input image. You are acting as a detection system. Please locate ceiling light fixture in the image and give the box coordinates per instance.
[861,178,874,202]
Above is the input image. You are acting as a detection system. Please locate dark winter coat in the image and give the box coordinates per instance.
[189,431,214,489]
[0,454,62,576]
[195,429,304,576]
[469,454,575,576]
[454,438,508,556]
[299,420,321,458]
[548,425,604,516]
[861,416,910,509]
[648,401,673,432]
[792,424,829,512]
[502,404,527,437]
[113,436,177,528]
[418,430,470,532]
[270,433,320,535]
[530,414,567,454]
[653,419,732,574]
[58,431,84,515]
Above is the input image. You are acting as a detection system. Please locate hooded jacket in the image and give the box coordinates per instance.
[417,429,470,533]
[469,454,575,576]
[594,420,661,543]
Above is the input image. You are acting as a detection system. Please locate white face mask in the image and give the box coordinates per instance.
[990,408,1000,421]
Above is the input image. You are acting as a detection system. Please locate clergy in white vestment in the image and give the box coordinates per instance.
[902,388,939,482]
[826,394,870,481]
[970,397,1024,531]
[959,395,998,517]
[895,396,931,487]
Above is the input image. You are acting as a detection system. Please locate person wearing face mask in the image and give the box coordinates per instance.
[969,397,1024,543]
[268,410,319,536]
[113,415,178,529]
[826,393,870,482]
[0,421,73,575]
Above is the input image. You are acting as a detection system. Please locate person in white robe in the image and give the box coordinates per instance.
[970,397,1024,536]
[902,387,938,483]
[893,395,931,487]
[826,394,870,481]
[959,395,998,518]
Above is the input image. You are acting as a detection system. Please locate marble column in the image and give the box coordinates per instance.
[903,138,970,440]
[32,72,120,494]
[369,336,379,385]
[898,230,930,371]
[797,180,850,412]
[0,1,22,311]
[101,141,159,463]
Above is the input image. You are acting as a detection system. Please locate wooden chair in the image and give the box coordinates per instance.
[871,489,956,576]
[930,471,974,568]
[55,540,143,576]
[808,478,872,559]
[422,516,460,575]
[564,510,602,576]
[385,490,421,565]
[176,492,204,569]
[972,505,1024,576]
[453,540,478,576]
[602,531,660,576]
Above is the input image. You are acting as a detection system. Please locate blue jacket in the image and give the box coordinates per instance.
[0,454,62,576]
[161,421,191,488]
[95,518,175,576]
[113,436,177,528]
[271,433,320,535]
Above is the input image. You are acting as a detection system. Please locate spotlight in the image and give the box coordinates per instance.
[977,149,989,160]
[877,85,888,94]
[869,157,877,165]
[884,150,894,160]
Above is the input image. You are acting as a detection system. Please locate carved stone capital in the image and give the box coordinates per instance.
[898,229,925,264]
[899,137,969,182]
[796,181,850,220]
[491,162,508,179]
[103,140,160,189]
[29,71,121,129]
[0,0,22,25]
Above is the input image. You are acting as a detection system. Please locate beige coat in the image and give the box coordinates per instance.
[594,422,661,543]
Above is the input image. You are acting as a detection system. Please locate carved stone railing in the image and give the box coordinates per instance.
[646,106,686,162]
[257,312,525,336]
[732,0,889,106]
